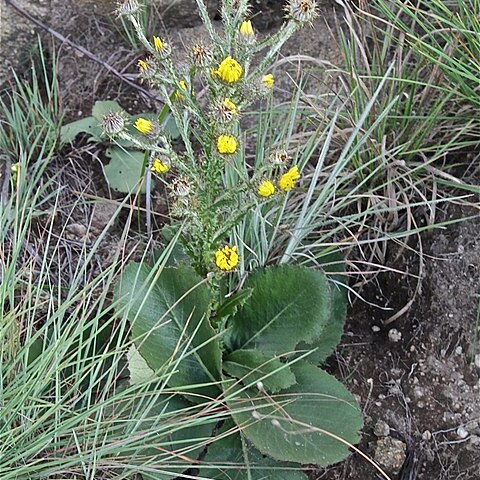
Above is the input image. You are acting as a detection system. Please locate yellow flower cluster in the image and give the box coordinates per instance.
[257,166,300,197]
[134,118,153,135]
[279,166,300,192]
[151,158,169,174]
[153,36,165,52]
[215,245,239,271]
[215,56,243,83]
[217,134,238,154]
[262,73,274,89]
[258,180,276,197]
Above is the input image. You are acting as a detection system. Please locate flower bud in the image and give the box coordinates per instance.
[101,111,126,136]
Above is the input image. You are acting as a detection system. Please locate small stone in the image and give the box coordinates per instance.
[374,437,407,474]
[372,325,381,332]
[422,430,432,441]
[388,328,402,343]
[374,420,390,437]
[455,346,463,355]
[457,426,469,439]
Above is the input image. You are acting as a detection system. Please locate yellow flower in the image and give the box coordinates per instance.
[258,180,276,197]
[217,135,238,154]
[153,36,165,52]
[138,59,149,72]
[216,56,243,83]
[278,166,300,192]
[174,80,188,100]
[134,118,153,135]
[151,158,169,174]
[215,245,239,271]
[239,20,254,37]
[223,98,238,115]
[262,73,274,89]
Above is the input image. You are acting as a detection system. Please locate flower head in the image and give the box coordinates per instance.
[215,245,239,271]
[101,111,126,136]
[171,177,191,197]
[151,157,169,174]
[217,134,238,154]
[174,80,189,101]
[258,180,276,197]
[215,56,243,84]
[134,118,154,135]
[262,73,274,89]
[285,0,318,25]
[278,166,300,192]
[153,36,164,52]
[138,58,155,78]
[190,42,213,67]
[239,20,255,38]
[116,0,140,16]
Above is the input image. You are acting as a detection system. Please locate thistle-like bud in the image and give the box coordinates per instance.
[238,20,255,42]
[116,0,140,17]
[210,98,239,124]
[171,177,192,197]
[269,149,289,166]
[138,57,156,79]
[152,36,172,58]
[285,0,318,25]
[101,111,126,136]
[190,42,214,67]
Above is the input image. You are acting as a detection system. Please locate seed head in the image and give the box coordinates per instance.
[190,42,214,67]
[101,111,126,136]
[211,98,238,123]
[116,0,140,17]
[269,149,289,165]
[171,177,191,197]
[285,0,318,25]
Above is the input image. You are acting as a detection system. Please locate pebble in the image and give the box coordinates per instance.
[455,346,463,355]
[374,437,407,474]
[457,426,469,439]
[372,325,381,332]
[374,420,390,437]
[388,328,402,343]
[422,430,432,441]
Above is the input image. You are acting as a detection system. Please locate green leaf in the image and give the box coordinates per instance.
[224,349,296,393]
[226,265,332,357]
[91,100,124,122]
[115,263,222,400]
[214,287,253,322]
[127,344,156,385]
[117,394,214,480]
[104,147,148,193]
[295,254,348,364]
[201,422,307,480]
[60,116,102,144]
[228,361,362,466]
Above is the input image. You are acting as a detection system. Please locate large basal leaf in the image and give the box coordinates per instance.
[60,116,102,144]
[228,361,362,466]
[226,265,332,357]
[115,393,214,480]
[200,422,307,480]
[224,349,296,393]
[104,147,149,193]
[91,99,124,122]
[115,263,222,400]
[295,253,348,365]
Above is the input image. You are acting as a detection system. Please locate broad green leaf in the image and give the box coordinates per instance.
[60,116,102,144]
[117,394,214,480]
[91,100,124,122]
[213,287,253,322]
[115,263,222,400]
[226,265,332,357]
[228,361,362,466]
[201,422,307,480]
[104,147,148,193]
[224,349,296,393]
[295,253,348,364]
[127,344,156,385]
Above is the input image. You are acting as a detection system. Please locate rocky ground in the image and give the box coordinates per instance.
[1,1,479,479]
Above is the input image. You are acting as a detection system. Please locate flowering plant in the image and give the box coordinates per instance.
[112,1,362,478]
